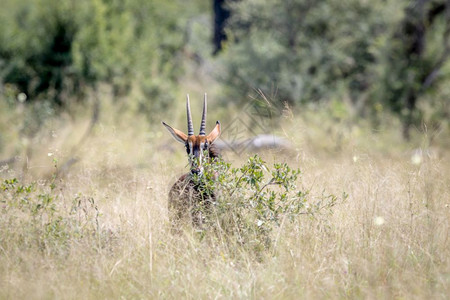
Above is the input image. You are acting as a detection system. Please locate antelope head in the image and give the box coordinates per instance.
[162,94,221,175]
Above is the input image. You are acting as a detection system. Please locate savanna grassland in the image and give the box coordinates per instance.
[1,95,449,299]
[1,1,450,298]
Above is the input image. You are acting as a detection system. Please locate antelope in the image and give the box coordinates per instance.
[162,94,221,227]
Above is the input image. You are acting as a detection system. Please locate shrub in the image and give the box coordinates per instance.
[0,162,107,255]
[192,154,346,253]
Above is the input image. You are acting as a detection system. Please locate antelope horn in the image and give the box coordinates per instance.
[199,93,207,136]
[186,94,194,136]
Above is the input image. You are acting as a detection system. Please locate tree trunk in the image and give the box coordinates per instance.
[213,0,230,55]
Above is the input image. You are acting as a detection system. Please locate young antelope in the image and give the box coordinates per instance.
[162,94,221,227]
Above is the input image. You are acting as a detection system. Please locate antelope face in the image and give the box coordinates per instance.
[185,134,217,174]
[162,94,221,175]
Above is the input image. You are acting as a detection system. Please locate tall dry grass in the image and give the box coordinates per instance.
[1,100,449,299]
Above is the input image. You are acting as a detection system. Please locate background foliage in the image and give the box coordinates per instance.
[0,0,198,111]
[1,0,449,139]
[0,1,449,297]
[219,0,449,138]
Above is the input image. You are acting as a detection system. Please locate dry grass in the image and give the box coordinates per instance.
[1,101,449,299]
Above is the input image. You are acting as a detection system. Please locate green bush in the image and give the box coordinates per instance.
[192,154,346,252]
[0,0,196,109]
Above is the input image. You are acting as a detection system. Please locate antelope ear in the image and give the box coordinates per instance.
[207,121,221,144]
[162,122,188,143]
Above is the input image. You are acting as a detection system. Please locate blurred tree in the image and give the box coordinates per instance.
[217,0,450,139]
[213,0,231,55]
[0,0,78,106]
[375,0,450,139]
[218,0,388,107]
[0,0,199,112]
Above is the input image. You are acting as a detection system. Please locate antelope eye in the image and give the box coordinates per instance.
[185,143,190,154]
[203,142,208,150]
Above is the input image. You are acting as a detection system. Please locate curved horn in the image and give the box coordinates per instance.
[199,93,207,136]
[186,94,194,136]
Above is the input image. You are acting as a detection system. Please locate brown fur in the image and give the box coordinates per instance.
[168,174,212,228]
[164,131,221,229]
[168,145,220,228]
[162,97,221,228]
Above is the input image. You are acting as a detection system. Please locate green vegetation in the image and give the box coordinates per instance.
[0,0,449,298]
[0,161,105,256]
[220,0,449,138]
[0,0,198,110]
[1,0,449,137]
[194,155,344,253]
